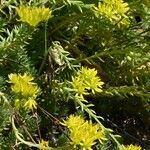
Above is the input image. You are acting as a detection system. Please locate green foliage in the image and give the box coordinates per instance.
[0,0,149,149]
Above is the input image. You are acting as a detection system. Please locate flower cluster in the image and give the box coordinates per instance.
[16,6,52,26]
[62,115,106,150]
[94,0,130,26]
[39,139,49,150]
[8,73,40,110]
[121,144,142,150]
[71,67,104,97]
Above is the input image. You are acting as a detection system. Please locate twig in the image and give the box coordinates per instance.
[105,118,148,147]
[38,106,72,141]
[11,114,53,150]
[14,112,36,144]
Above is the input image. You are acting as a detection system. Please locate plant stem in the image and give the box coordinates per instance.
[38,22,48,74]
[11,114,53,150]
[75,96,122,148]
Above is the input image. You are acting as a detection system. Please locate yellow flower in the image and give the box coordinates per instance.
[20,82,40,97]
[8,73,40,97]
[14,99,21,108]
[8,73,40,110]
[79,67,104,94]
[16,5,52,26]
[71,67,104,97]
[94,0,130,26]
[63,115,106,149]
[24,98,37,110]
[62,114,85,129]
[39,139,49,150]
[121,144,142,150]
[8,73,33,84]
[72,77,88,97]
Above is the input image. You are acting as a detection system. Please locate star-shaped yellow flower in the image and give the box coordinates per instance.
[16,6,52,26]
[62,115,106,149]
[39,139,49,150]
[71,67,104,97]
[121,144,142,150]
[24,98,37,110]
[94,0,130,26]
